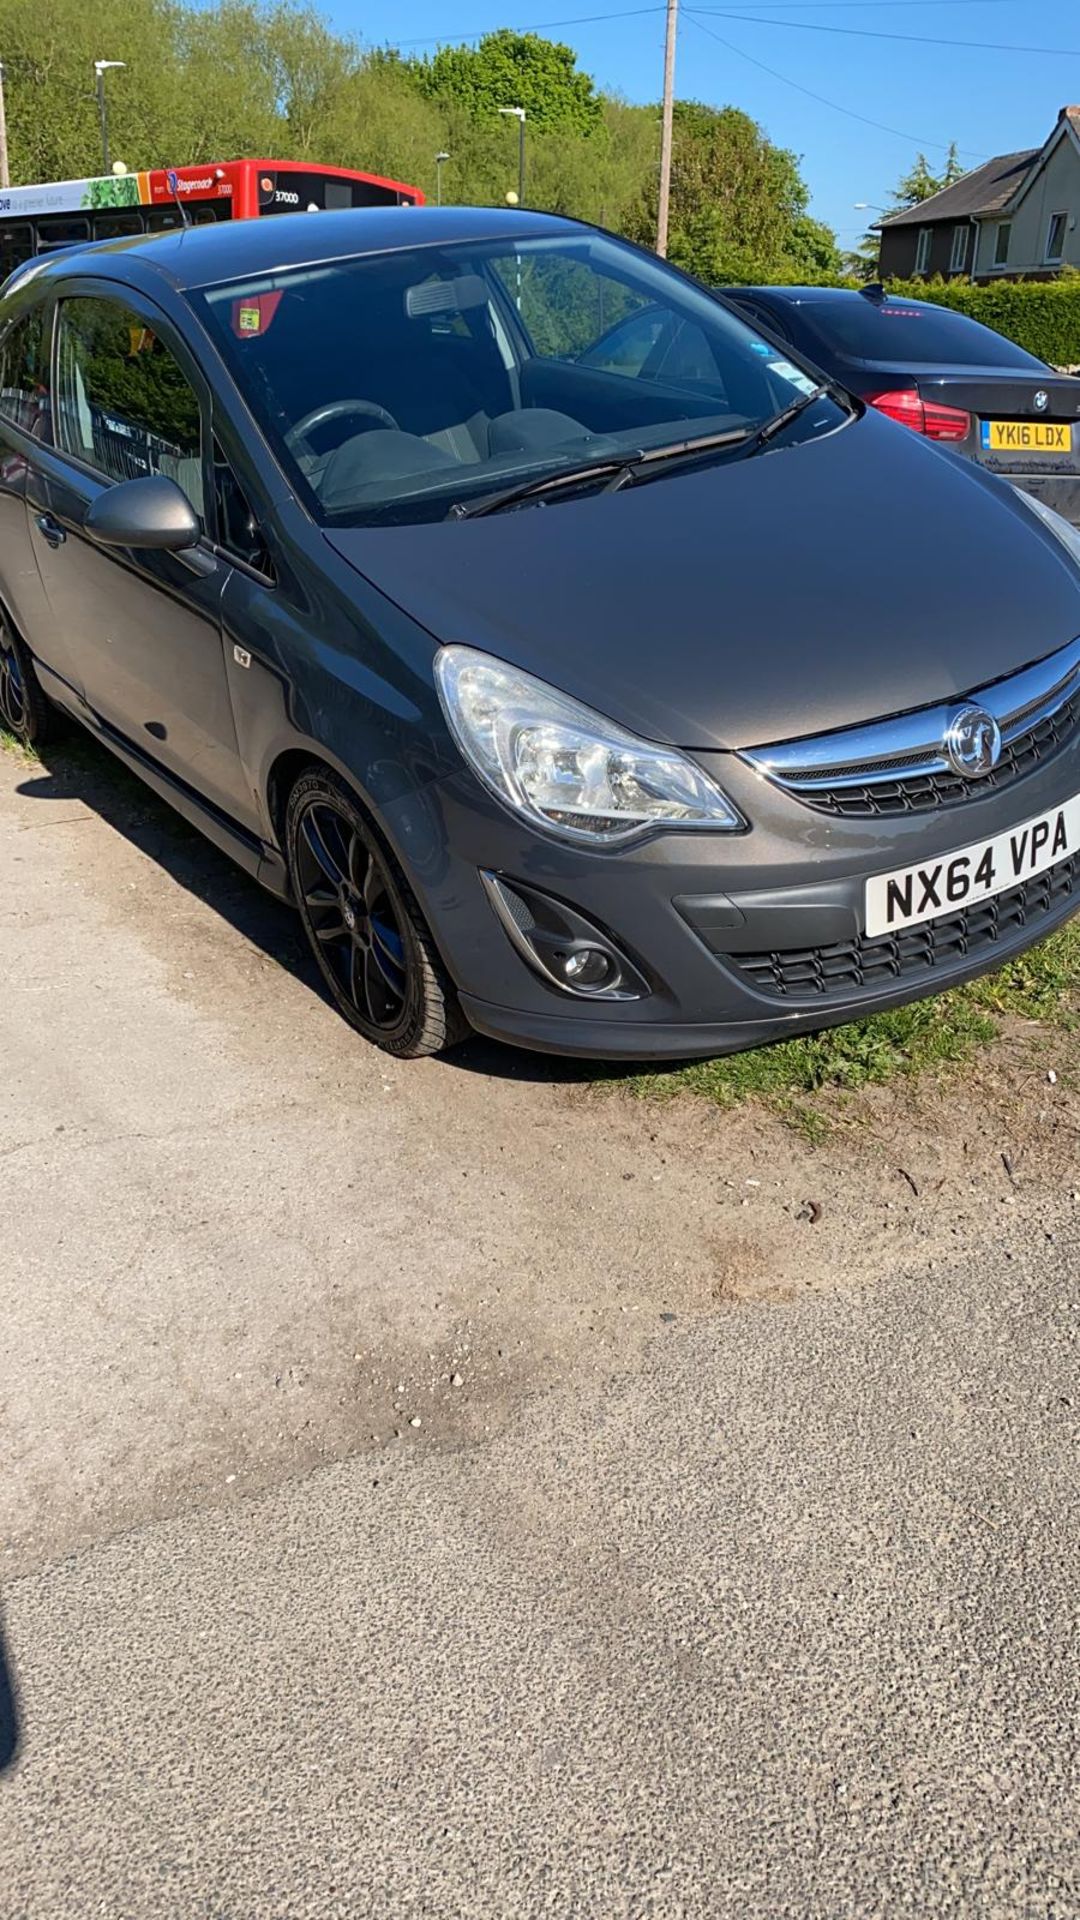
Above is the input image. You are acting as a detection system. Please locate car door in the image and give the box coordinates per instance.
[24,280,257,830]
[0,290,74,685]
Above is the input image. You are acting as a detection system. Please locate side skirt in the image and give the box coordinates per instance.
[35,659,293,903]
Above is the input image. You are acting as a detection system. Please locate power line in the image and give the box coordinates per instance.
[693,9,1080,55]
[715,0,1025,10]
[391,6,665,48]
[683,10,987,157]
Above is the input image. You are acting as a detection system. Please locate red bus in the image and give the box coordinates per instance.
[0,158,425,279]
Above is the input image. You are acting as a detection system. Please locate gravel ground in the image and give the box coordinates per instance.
[1,739,1078,1919]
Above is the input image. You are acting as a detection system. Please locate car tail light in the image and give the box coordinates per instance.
[869,388,971,442]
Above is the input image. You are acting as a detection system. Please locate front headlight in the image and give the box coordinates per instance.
[434,644,744,846]
[1016,490,1080,569]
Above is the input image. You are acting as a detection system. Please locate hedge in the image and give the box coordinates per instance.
[878,277,1080,368]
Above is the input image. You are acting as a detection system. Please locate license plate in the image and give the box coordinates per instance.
[980,419,1071,455]
[865,795,1080,937]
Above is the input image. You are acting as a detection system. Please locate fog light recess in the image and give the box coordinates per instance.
[480,872,648,1001]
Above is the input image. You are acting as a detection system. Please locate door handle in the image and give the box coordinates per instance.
[34,512,66,549]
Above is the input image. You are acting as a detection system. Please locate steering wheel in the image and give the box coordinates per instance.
[285,398,400,455]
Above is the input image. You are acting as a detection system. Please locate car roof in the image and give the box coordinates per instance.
[721,285,956,315]
[14,205,581,296]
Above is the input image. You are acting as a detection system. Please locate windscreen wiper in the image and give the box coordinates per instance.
[753,383,834,448]
[448,424,755,521]
[449,458,639,520]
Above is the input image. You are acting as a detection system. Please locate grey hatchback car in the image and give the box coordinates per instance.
[1,206,1080,1059]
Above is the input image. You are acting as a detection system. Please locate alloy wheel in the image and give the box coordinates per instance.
[294,797,410,1033]
[0,625,27,737]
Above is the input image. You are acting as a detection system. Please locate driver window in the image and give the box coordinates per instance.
[55,296,205,521]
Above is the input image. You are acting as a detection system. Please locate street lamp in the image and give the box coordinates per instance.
[435,150,450,207]
[94,60,125,175]
[853,201,887,213]
[498,106,526,208]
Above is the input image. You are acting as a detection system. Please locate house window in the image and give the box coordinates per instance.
[1045,211,1067,264]
[915,227,932,275]
[994,222,1011,267]
[949,225,969,273]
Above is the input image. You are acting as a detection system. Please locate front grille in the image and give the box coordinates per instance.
[743,635,1080,819]
[807,686,1080,816]
[730,853,1080,1001]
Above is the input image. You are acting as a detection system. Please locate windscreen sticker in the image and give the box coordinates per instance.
[766,358,818,396]
[230,290,282,338]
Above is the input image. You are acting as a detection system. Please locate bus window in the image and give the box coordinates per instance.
[147,209,184,232]
[0,226,32,280]
[36,215,91,251]
[91,212,144,241]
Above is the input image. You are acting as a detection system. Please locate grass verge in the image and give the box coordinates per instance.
[622,922,1080,1121]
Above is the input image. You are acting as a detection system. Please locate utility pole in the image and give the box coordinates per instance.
[656,0,678,257]
[0,62,10,192]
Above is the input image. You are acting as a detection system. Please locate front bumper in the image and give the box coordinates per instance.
[380,727,1080,1061]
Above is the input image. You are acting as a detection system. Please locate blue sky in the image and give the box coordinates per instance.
[325,0,1080,243]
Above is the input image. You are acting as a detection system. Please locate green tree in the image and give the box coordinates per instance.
[405,30,603,137]
[0,0,835,280]
[787,213,843,280]
[889,143,964,212]
[627,101,837,285]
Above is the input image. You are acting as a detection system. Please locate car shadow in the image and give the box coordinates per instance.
[0,1608,19,1774]
[11,736,653,1088]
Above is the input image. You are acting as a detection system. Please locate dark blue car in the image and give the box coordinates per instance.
[2,209,1080,1059]
[717,284,1080,522]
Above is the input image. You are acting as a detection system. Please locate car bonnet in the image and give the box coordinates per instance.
[323,408,1080,753]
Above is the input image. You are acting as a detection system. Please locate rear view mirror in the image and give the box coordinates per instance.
[84,474,201,552]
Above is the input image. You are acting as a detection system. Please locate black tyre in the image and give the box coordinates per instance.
[0,614,53,747]
[286,767,469,1058]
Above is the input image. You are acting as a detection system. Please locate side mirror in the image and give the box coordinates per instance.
[84,474,201,552]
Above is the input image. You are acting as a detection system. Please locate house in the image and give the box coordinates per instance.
[877,107,1080,283]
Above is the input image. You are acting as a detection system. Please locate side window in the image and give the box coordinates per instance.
[0,301,51,437]
[581,308,668,378]
[0,225,32,281]
[655,318,724,390]
[55,296,205,520]
[749,302,793,345]
[213,440,273,579]
[89,212,144,242]
[491,252,650,361]
[35,216,91,253]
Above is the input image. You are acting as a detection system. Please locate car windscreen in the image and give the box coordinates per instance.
[191,231,848,527]
[800,297,1048,369]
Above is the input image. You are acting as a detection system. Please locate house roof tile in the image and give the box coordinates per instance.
[878,149,1039,228]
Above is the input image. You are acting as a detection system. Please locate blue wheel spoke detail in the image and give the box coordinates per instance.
[371,921,406,984]
[302,811,348,887]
